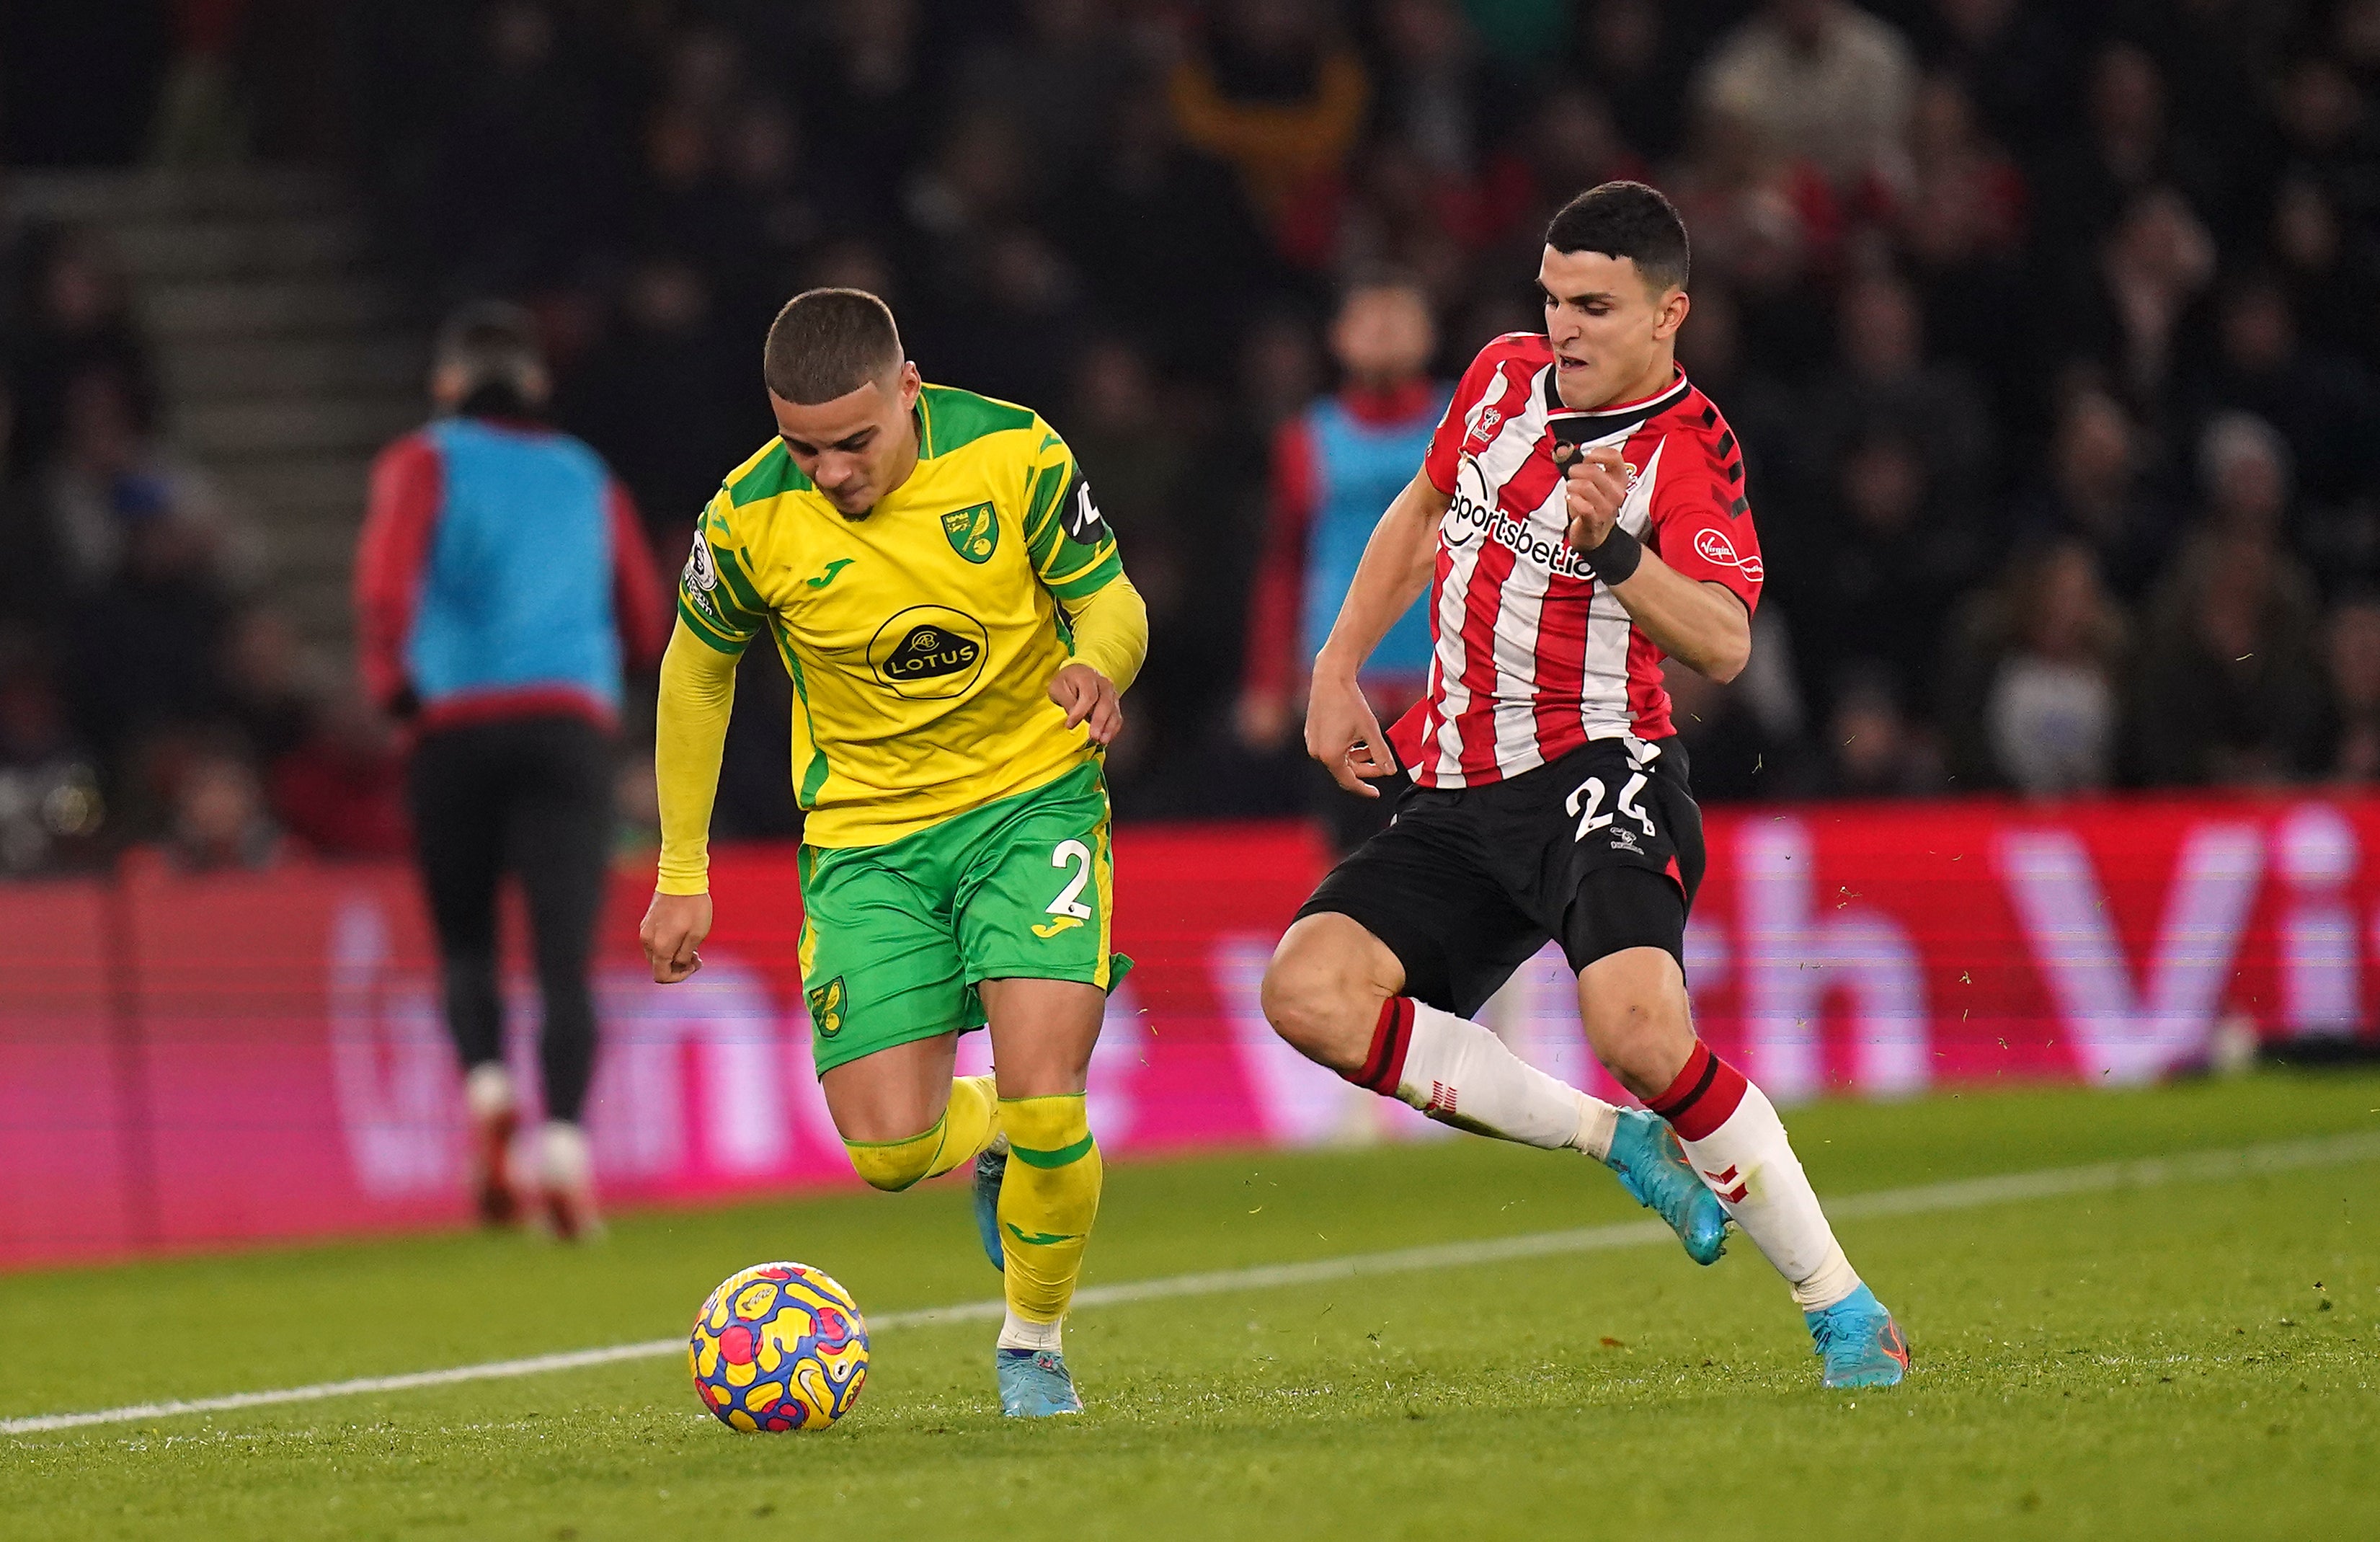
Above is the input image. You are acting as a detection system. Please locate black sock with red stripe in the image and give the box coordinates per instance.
[1646,1040,1749,1141]
[1344,996,1416,1094]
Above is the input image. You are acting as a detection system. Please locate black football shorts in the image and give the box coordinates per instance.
[1295,735,1705,1018]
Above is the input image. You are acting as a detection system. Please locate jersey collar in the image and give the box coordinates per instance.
[1541,363,1690,441]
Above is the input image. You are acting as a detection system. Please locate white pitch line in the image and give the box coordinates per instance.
[6,1128,2376,1437]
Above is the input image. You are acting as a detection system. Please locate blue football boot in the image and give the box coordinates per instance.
[1806,1284,1911,1388]
[972,1143,1007,1272]
[996,1347,1084,1417]
[1601,1107,1729,1265]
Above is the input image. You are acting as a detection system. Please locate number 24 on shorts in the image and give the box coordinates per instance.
[1030,840,1095,937]
[1566,774,1656,843]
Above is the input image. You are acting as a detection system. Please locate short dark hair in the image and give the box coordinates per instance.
[433,300,543,394]
[1544,182,1690,293]
[763,288,904,404]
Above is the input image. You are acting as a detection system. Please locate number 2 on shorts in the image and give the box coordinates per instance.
[1046,839,1095,919]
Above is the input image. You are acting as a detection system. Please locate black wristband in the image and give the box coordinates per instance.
[1579,525,1644,585]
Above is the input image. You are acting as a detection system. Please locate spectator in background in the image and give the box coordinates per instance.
[2079,186,2218,423]
[1912,0,2074,161]
[0,634,105,874]
[5,226,158,482]
[2188,278,2380,559]
[353,303,667,1241]
[1790,428,1979,727]
[1664,102,1842,372]
[2012,389,2173,603]
[1573,0,1699,163]
[36,363,253,595]
[796,0,943,234]
[1808,270,1994,503]
[1238,271,1446,851]
[1891,74,2030,412]
[2125,522,2326,787]
[956,0,1129,185]
[2312,594,2380,782]
[427,0,621,296]
[1942,539,2126,797]
[1821,664,1944,800]
[162,737,283,873]
[1055,81,1279,384]
[1692,0,1916,195]
[267,693,409,859]
[2268,172,2378,362]
[1170,0,1371,268]
[1664,606,1821,802]
[2034,43,2222,257]
[558,257,755,562]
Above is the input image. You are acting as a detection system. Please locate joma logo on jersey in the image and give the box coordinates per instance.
[867,605,990,699]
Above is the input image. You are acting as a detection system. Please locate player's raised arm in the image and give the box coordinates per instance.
[1305,468,1450,795]
[641,508,760,983]
[1558,443,1752,683]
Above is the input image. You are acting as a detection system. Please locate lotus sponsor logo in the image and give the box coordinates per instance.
[867,605,990,699]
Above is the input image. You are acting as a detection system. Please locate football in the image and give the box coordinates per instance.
[688,1262,869,1432]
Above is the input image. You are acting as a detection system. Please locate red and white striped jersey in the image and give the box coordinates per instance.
[1387,333,1762,788]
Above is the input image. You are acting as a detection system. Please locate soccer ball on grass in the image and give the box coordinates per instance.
[688,1261,869,1431]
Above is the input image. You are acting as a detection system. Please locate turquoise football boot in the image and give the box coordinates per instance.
[1806,1284,1911,1388]
[972,1144,1007,1272]
[996,1347,1084,1417]
[1601,1107,1729,1264]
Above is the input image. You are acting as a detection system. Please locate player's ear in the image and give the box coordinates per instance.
[894,360,922,412]
[1652,287,1690,344]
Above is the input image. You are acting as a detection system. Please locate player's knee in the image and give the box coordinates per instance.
[843,1123,943,1192]
[1578,947,1694,1099]
[1261,940,1371,1069]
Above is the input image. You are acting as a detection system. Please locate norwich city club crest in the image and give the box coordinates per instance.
[940,502,998,563]
[807,977,846,1037]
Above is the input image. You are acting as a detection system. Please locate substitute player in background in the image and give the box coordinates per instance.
[1261,183,1909,1388]
[639,289,1147,1417]
[355,303,667,1239]
[1238,270,1451,854]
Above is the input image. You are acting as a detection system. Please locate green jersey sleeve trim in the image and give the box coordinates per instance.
[677,596,750,654]
[1044,549,1124,602]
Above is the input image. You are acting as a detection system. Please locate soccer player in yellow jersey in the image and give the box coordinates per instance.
[639,289,1147,1417]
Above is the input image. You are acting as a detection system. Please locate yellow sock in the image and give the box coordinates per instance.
[843,1075,1001,1192]
[996,1094,1101,1336]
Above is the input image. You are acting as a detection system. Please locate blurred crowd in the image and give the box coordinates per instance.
[8,0,2380,874]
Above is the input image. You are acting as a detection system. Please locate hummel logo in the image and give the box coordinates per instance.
[1702,1164,1749,1203]
[1426,1081,1457,1114]
[806,558,855,589]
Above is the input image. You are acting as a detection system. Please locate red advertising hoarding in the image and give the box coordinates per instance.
[2,793,2375,1269]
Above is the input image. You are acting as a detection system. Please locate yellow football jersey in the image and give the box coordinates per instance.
[672,384,1125,848]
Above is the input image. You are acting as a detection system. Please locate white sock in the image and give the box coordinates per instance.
[997,1309,1063,1354]
[1671,1075,1860,1310]
[1359,999,1620,1159]
[541,1120,592,1190]
[465,1063,515,1122]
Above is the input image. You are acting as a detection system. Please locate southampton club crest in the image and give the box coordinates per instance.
[940,501,999,563]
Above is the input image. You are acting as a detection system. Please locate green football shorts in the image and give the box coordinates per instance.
[795,761,1132,1073]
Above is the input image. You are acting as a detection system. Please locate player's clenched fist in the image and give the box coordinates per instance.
[1560,444,1630,551]
[1049,661,1124,745]
[639,890,712,984]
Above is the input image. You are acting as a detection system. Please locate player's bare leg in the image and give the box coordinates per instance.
[820,1034,1001,1195]
[976,976,1105,1416]
[1261,913,1723,1262]
[1578,945,1909,1387]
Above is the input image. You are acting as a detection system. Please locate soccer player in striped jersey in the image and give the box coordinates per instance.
[638,289,1148,1417]
[1260,183,1909,1388]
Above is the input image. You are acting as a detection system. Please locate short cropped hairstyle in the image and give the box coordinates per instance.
[433,300,543,392]
[763,288,905,404]
[1544,182,1691,293]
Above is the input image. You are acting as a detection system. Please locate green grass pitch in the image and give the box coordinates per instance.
[4,1071,2376,1540]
